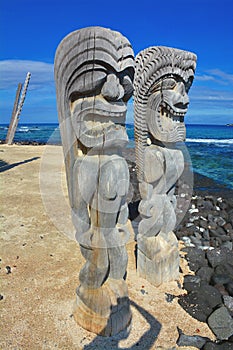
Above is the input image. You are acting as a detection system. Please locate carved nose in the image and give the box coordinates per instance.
[176,82,188,96]
[101,74,124,101]
[175,82,189,107]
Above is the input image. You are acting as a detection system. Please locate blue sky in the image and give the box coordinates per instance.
[0,0,233,125]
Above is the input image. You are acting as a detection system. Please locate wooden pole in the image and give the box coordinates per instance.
[6,72,31,145]
[5,83,22,144]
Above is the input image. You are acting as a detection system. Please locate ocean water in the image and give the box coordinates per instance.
[0,123,232,189]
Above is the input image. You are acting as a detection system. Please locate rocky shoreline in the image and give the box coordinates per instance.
[176,194,233,349]
[123,148,233,349]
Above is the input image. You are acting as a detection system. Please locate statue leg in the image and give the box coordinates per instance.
[73,155,131,336]
[137,193,179,286]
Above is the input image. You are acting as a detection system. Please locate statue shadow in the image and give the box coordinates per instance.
[0,157,40,173]
[82,299,161,349]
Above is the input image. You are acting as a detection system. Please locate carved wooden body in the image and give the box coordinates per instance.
[54,27,134,336]
[134,46,197,286]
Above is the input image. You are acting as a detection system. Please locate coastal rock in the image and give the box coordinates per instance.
[180,236,195,247]
[5,266,11,274]
[225,282,233,297]
[206,248,229,268]
[200,219,209,229]
[207,306,233,340]
[203,229,210,240]
[222,242,233,250]
[190,235,202,247]
[223,223,233,233]
[223,296,233,316]
[211,274,232,286]
[228,209,233,225]
[196,266,214,283]
[215,217,227,227]
[178,284,222,322]
[182,247,208,272]
[216,227,228,236]
[183,274,201,292]
[214,264,233,280]
[203,341,233,350]
[176,327,210,348]
[203,199,215,211]
[214,284,229,296]
[178,290,213,322]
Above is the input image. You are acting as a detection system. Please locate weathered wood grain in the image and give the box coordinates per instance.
[134,46,197,286]
[54,26,134,336]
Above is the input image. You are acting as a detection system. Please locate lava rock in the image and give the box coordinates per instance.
[182,247,208,272]
[197,266,214,283]
[5,266,11,274]
[178,283,222,322]
[223,296,233,316]
[190,235,202,246]
[215,264,233,279]
[210,229,221,238]
[206,248,229,268]
[221,242,233,250]
[208,306,233,340]
[203,341,233,349]
[183,275,201,292]
[211,274,232,286]
[178,291,212,322]
[223,223,233,233]
[200,219,209,229]
[225,282,233,297]
[216,227,228,236]
[214,284,229,296]
[176,327,210,348]
[228,209,233,225]
[199,283,223,308]
[203,200,215,210]
[219,202,228,211]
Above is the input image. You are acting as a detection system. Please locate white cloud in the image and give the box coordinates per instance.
[0,59,54,90]
[207,69,233,83]
[190,87,233,102]
[195,74,215,82]
[195,68,233,86]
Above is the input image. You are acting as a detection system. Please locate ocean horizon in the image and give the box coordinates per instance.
[0,123,233,189]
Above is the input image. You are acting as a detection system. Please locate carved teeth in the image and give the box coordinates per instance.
[160,103,185,124]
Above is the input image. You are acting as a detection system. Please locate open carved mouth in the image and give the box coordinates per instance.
[83,109,126,135]
[71,98,128,146]
[159,101,186,123]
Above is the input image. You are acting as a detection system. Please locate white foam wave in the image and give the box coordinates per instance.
[17,127,29,132]
[186,138,233,144]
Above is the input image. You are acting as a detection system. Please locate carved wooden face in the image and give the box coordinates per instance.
[146,75,193,143]
[69,66,134,148]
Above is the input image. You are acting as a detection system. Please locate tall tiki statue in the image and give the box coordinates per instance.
[134,46,196,286]
[54,27,134,336]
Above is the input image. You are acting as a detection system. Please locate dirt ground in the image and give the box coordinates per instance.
[0,144,215,349]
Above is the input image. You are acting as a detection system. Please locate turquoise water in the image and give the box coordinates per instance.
[185,125,233,189]
[0,123,232,189]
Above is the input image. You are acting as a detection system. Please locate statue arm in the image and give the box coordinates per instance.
[144,147,165,184]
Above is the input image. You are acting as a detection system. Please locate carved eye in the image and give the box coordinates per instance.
[121,75,134,102]
[161,78,177,90]
[185,77,193,92]
[69,70,107,102]
[150,81,162,93]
